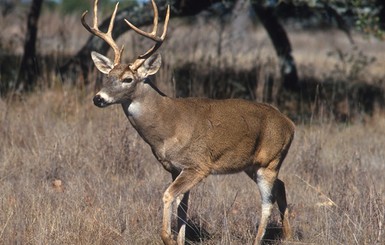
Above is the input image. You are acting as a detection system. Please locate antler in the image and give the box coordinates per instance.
[81,0,124,65]
[125,0,170,71]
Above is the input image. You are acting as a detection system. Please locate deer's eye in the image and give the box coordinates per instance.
[122,78,133,83]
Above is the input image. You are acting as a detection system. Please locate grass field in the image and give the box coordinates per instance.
[0,85,384,244]
[1,3,385,245]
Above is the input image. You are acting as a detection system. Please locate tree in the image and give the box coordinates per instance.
[251,2,299,91]
[59,0,300,91]
[60,0,383,89]
[16,0,43,92]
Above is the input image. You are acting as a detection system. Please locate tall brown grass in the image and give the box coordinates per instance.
[0,82,384,244]
[1,3,385,244]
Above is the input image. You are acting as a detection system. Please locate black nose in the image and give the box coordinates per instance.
[93,95,105,107]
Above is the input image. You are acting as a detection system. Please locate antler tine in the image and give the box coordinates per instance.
[125,0,170,71]
[81,0,123,65]
[161,4,170,40]
[150,0,159,36]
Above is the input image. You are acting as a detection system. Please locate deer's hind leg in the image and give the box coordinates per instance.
[245,167,277,245]
[245,157,293,244]
[274,178,292,240]
[245,163,292,245]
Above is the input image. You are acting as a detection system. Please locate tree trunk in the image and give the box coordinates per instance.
[16,0,43,92]
[377,0,385,30]
[251,3,299,91]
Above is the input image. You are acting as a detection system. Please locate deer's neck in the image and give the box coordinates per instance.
[121,80,173,144]
[124,80,164,114]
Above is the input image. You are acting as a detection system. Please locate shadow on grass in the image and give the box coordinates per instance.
[260,222,304,244]
[174,220,303,244]
[172,219,211,244]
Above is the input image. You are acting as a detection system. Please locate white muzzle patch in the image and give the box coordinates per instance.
[97,91,114,103]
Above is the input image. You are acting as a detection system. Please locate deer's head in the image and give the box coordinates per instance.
[81,0,170,107]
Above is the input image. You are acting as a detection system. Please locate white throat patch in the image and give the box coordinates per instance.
[128,101,142,116]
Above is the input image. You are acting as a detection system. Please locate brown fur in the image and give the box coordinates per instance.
[91,51,294,244]
[87,2,294,242]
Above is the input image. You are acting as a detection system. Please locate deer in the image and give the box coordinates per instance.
[81,0,295,244]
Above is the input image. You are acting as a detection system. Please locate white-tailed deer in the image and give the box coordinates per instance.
[82,1,295,244]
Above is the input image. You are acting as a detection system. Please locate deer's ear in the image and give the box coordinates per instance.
[137,53,162,77]
[91,51,114,74]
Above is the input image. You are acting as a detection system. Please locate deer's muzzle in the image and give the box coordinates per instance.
[93,94,107,108]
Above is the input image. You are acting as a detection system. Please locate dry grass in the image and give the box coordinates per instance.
[1,3,385,244]
[0,83,384,245]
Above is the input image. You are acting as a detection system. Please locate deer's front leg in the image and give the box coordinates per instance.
[176,191,189,244]
[161,168,207,245]
[171,170,190,243]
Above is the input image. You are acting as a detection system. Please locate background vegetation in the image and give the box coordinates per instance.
[0,0,384,244]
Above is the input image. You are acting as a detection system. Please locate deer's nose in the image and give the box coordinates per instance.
[93,95,105,107]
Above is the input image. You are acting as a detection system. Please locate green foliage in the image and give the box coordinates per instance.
[278,0,384,39]
[352,0,384,39]
[60,0,89,14]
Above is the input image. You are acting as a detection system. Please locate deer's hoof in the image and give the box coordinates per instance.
[161,231,177,245]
